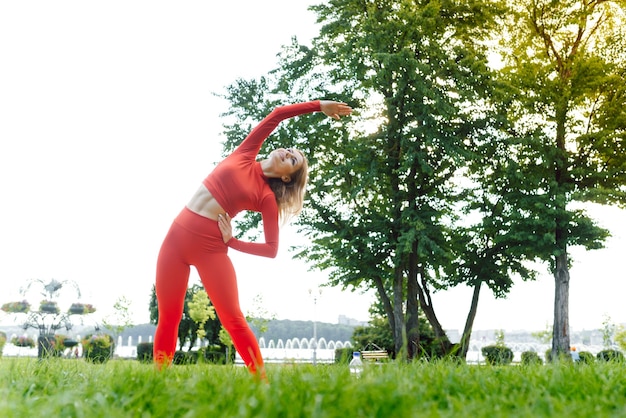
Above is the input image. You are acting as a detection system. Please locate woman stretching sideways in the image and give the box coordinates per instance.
[153,100,352,379]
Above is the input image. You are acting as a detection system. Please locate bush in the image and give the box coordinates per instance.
[37,334,70,358]
[521,351,543,365]
[0,331,6,357]
[137,346,224,365]
[544,348,573,363]
[173,350,198,365]
[481,345,513,365]
[136,342,153,363]
[596,349,624,362]
[578,351,594,364]
[204,350,226,364]
[82,334,115,363]
[334,347,353,365]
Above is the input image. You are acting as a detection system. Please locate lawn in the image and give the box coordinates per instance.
[1,358,625,417]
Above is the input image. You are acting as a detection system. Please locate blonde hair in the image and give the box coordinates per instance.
[268,153,309,223]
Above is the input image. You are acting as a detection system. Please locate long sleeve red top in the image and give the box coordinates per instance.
[203,100,321,258]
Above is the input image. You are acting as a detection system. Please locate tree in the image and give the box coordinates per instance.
[220,0,528,360]
[531,323,553,345]
[496,0,626,356]
[352,309,442,359]
[188,290,216,347]
[614,325,626,353]
[149,284,223,352]
[218,328,234,364]
[102,296,134,346]
[246,294,276,339]
[601,314,617,349]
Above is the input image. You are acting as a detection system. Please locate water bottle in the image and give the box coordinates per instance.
[349,351,363,376]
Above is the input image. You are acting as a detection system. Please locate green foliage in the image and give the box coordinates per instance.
[218,328,233,364]
[351,312,449,360]
[170,348,229,365]
[596,349,625,363]
[173,350,198,365]
[246,294,276,337]
[544,349,553,363]
[481,345,514,365]
[102,296,132,337]
[615,325,626,353]
[352,317,395,356]
[481,331,514,365]
[578,351,595,364]
[188,289,216,343]
[51,334,71,357]
[531,323,553,345]
[601,314,617,349]
[136,342,153,363]
[496,0,626,353]
[334,347,353,365]
[81,334,115,363]
[0,331,6,357]
[205,348,227,365]
[520,351,543,366]
[494,330,506,347]
[149,284,225,353]
[4,359,626,416]
[217,0,626,362]
[544,348,573,364]
[220,0,516,360]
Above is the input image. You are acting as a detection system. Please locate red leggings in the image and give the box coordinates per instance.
[153,207,264,375]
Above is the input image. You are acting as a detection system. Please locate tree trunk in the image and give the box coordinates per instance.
[37,334,56,358]
[373,275,396,336]
[416,266,452,354]
[406,247,420,359]
[458,282,482,358]
[552,251,570,358]
[392,266,406,359]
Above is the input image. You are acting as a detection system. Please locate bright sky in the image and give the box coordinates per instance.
[1,1,624,335]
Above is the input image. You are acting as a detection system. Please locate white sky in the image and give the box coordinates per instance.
[1,1,624,334]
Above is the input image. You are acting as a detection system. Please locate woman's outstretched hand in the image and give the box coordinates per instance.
[320,100,352,120]
[217,213,233,244]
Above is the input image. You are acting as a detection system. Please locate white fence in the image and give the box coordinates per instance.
[3,333,614,363]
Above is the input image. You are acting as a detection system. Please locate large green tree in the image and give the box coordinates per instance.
[495,0,626,356]
[219,0,539,360]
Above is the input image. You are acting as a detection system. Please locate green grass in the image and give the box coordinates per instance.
[1,358,626,417]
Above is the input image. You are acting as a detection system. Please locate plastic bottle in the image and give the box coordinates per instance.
[349,351,364,376]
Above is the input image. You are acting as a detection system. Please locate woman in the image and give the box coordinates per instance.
[153,100,352,378]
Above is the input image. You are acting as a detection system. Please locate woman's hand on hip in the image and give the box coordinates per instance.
[217,213,233,244]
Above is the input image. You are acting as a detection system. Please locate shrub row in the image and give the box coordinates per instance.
[136,342,229,365]
[519,349,625,365]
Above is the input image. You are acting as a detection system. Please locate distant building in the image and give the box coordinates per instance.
[337,315,367,327]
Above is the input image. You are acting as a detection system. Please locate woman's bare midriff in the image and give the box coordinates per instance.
[186,184,226,220]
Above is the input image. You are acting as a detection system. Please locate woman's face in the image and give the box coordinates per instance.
[268,148,305,182]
